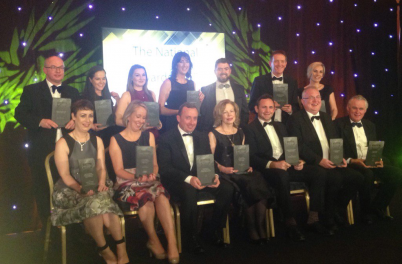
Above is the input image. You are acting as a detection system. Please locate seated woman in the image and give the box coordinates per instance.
[109,100,179,263]
[52,99,129,264]
[81,65,123,148]
[299,62,338,120]
[208,99,273,244]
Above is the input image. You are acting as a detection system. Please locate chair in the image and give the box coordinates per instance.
[43,151,125,264]
[374,180,391,217]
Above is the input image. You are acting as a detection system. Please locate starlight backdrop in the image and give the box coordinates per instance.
[102,28,225,97]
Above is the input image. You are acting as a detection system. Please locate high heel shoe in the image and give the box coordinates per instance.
[115,237,130,264]
[168,256,180,264]
[146,242,167,260]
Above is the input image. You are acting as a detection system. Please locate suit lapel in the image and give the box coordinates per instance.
[273,123,285,149]
[173,128,191,168]
[301,110,321,143]
[362,119,375,142]
[254,119,271,147]
[320,112,331,143]
[343,119,358,158]
[40,80,53,105]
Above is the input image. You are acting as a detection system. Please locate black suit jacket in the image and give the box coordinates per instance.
[334,116,377,160]
[157,127,217,190]
[198,81,249,132]
[15,80,80,160]
[248,74,299,122]
[286,110,338,165]
[245,118,287,172]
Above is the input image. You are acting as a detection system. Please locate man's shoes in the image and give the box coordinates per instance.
[373,208,394,221]
[306,221,334,236]
[190,235,205,254]
[286,226,305,241]
[361,214,374,225]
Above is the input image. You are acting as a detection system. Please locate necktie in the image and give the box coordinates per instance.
[311,116,320,122]
[263,121,273,127]
[351,122,363,128]
[52,85,62,94]
[272,76,283,81]
[218,83,230,89]
[183,133,193,137]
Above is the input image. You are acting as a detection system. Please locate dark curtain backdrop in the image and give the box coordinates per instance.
[0,0,401,234]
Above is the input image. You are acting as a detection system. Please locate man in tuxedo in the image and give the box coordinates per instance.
[248,50,299,123]
[197,58,249,132]
[287,87,363,231]
[157,102,234,254]
[15,55,79,228]
[334,95,401,222]
[246,94,329,239]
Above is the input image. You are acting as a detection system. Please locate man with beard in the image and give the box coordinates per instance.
[197,58,249,132]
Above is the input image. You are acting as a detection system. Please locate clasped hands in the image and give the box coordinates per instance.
[274,101,292,113]
[190,175,220,190]
[319,158,347,169]
[350,158,383,168]
[40,119,75,130]
[269,160,304,171]
[79,180,108,197]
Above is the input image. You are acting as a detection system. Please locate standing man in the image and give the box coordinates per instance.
[15,55,80,228]
[198,58,249,132]
[246,94,329,239]
[287,87,363,232]
[248,50,299,123]
[334,95,401,222]
[157,102,234,254]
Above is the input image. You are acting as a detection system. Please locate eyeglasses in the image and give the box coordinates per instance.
[44,66,65,71]
[302,95,321,101]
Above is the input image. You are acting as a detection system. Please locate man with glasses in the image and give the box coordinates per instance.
[287,87,363,232]
[15,55,79,230]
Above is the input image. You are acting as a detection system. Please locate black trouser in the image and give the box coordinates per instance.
[262,164,326,218]
[348,164,402,213]
[167,180,234,237]
[324,168,364,221]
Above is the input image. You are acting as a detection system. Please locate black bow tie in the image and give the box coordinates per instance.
[311,116,321,122]
[351,122,363,128]
[183,133,193,137]
[51,85,62,94]
[218,83,230,89]
[263,121,273,127]
[272,76,283,81]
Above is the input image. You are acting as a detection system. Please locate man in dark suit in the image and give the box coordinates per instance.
[197,58,249,132]
[246,94,329,239]
[287,87,363,231]
[15,55,79,227]
[157,102,234,254]
[334,95,401,222]
[248,50,299,123]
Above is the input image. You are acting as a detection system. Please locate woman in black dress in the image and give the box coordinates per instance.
[208,99,273,244]
[158,52,204,133]
[299,62,338,120]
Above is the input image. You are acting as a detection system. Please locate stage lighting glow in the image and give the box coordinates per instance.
[374,111,378,115]
[251,51,255,54]
[34,78,38,82]
[371,52,375,55]
[122,7,125,11]
[349,49,353,52]
[330,71,335,75]
[297,5,301,10]
[329,0,333,2]
[12,205,17,210]
[311,51,315,54]
[18,7,22,11]
[88,4,93,9]
[59,53,64,57]
[390,8,393,11]
[24,143,29,148]
[22,42,26,46]
[209,23,212,26]
[354,73,358,77]
[232,31,236,34]
[48,16,53,21]
[329,42,333,46]
[79,33,84,37]
[340,93,345,97]
[316,23,320,26]
[156,16,159,19]
[389,35,393,39]
[354,3,357,7]
[278,16,282,20]
[238,7,242,11]
[187,8,190,11]
[296,33,300,37]
[4,100,9,105]
[294,61,298,64]
[372,84,375,88]
[356,29,360,33]
[257,24,261,28]
[391,94,394,97]
[373,23,378,27]
[340,20,344,23]
[385,69,388,72]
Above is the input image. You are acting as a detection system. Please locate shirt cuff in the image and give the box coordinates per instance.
[346,158,352,164]
[266,161,272,169]
[184,176,192,184]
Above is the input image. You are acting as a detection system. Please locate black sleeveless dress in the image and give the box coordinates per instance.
[160,77,195,133]
[52,133,122,226]
[212,129,273,206]
[113,131,168,211]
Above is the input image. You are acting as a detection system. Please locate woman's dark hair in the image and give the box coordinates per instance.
[170,52,193,80]
[82,66,111,103]
[126,64,153,101]
[71,99,94,115]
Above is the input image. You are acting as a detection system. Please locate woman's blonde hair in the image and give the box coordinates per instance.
[307,62,325,79]
[213,99,240,128]
[122,100,147,129]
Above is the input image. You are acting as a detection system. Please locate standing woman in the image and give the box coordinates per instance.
[115,65,161,140]
[299,62,338,120]
[208,99,273,244]
[158,52,204,133]
[81,65,122,148]
[52,99,129,264]
[109,101,179,263]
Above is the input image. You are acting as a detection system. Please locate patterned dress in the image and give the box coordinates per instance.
[51,133,122,226]
[113,131,169,211]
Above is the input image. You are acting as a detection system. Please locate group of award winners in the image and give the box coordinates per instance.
[14,50,402,264]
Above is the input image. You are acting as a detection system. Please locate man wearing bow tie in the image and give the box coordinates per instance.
[158,102,234,254]
[198,58,249,132]
[248,50,299,124]
[287,87,363,232]
[15,55,79,228]
[334,95,402,223]
[245,94,330,239]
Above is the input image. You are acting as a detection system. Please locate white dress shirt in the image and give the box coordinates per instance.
[272,73,284,122]
[307,111,329,159]
[216,80,235,104]
[259,118,283,168]
[46,79,63,142]
[350,120,368,159]
[178,125,195,184]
